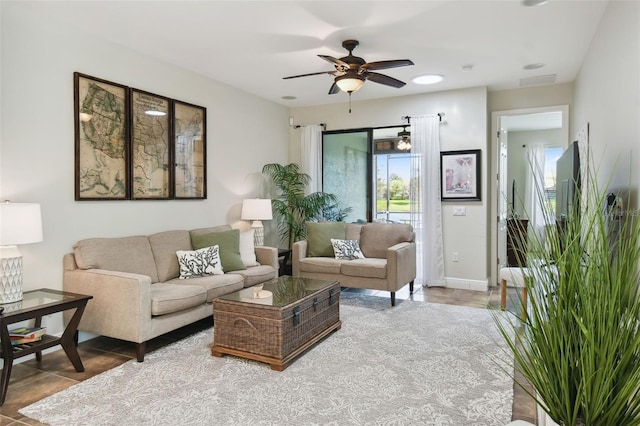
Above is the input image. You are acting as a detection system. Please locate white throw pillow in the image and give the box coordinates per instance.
[239,229,259,267]
[176,245,224,279]
[330,239,366,260]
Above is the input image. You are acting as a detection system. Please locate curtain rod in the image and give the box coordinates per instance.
[293,123,326,129]
[402,113,445,122]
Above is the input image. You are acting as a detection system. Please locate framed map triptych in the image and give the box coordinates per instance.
[74,72,207,200]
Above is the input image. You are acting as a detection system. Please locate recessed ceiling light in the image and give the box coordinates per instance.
[281,96,297,100]
[522,0,549,6]
[412,74,444,85]
[523,63,545,70]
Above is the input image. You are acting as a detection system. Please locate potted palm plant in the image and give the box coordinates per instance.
[495,168,640,426]
[262,163,341,250]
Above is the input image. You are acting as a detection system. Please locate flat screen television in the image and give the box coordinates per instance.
[555,141,581,224]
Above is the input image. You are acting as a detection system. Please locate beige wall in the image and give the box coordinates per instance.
[0,3,290,307]
[572,0,640,199]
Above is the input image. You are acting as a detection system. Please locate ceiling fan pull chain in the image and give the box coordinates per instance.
[349,92,352,113]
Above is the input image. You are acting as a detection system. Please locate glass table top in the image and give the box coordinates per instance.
[0,289,87,314]
[218,276,338,307]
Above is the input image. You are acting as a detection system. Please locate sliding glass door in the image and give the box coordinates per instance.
[322,130,371,223]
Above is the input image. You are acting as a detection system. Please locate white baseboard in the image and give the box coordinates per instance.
[444,277,488,292]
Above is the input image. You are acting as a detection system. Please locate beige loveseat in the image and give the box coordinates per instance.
[63,225,278,361]
[292,222,416,306]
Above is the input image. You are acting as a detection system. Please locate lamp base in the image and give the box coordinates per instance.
[0,246,23,304]
[251,221,265,246]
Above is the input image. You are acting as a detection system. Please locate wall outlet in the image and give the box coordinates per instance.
[452,252,459,262]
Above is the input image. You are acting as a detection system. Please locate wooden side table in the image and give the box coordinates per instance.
[0,289,93,405]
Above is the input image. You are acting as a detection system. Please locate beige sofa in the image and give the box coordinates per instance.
[292,222,416,306]
[63,225,278,361]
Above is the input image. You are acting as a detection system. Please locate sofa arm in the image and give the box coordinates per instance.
[63,268,152,343]
[386,241,417,291]
[292,240,308,276]
[255,246,278,270]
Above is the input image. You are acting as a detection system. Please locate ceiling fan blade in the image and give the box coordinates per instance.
[362,59,414,71]
[283,70,336,80]
[328,82,340,95]
[318,55,349,68]
[366,72,406,88]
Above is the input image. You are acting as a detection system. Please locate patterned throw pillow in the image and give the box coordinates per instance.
[330,239,366,260]
[176,245,224,279]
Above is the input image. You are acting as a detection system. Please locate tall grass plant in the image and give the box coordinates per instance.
[495,167,640,426]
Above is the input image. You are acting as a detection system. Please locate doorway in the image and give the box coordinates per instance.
[489,105,569,286]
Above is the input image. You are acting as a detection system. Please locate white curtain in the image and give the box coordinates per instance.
[524,144,547,238]
[300,125,323,194]
[410,115,446,287]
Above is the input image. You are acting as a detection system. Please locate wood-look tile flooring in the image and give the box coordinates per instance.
[0,286,535,425]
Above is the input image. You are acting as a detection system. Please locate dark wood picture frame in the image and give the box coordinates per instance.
[173,101,206,199]
[130,89,172,200]
[440,149,482,201]
[74,72,130,200]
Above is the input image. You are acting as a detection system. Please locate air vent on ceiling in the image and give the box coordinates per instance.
[519,74,557,87]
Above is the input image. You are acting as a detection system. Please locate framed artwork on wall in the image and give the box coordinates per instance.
[173,101,206,199]
[440,149,481,201]
[130,89,172,199]
[74,72,130,200]
[73,72,207,201]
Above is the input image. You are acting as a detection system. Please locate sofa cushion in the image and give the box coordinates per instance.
[306,222,346,257]
[331,239,365,260]
[149,230,192,282]
[239,229,259,267]
[341,258,387,279]
[298,257,342,274]
[165,273,244,302]
[150,282,207,315]
[190,224,232,235]
[359,223,414,258]
[228,265,277,287]
[191,229,246,272]
[176,246,224,279]
[345,223,363,240]
[73,236,159,283]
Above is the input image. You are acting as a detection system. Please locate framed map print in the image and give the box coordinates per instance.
[131,89,171,199]
[174,101,206,199]
[440,149,481,201]
[74,73,129,200]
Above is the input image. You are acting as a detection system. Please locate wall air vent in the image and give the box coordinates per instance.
[519,74,557,87]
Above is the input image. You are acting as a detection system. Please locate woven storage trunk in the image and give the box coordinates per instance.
[213,281,340,359]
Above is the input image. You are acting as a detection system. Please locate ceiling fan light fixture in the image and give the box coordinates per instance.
[335,74,365,93]
[412,74,444,85]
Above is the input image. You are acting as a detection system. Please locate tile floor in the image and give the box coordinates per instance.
[0,285,535,425]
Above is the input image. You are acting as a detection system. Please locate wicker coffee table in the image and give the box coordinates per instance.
[211,276,341,371]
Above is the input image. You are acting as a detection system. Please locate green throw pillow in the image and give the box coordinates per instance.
[190,229,246,272]
[306,222,346,257]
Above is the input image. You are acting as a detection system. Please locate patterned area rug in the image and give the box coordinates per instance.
[20,296,513,425]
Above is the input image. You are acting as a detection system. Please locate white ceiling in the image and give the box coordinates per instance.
[34,0,609,108]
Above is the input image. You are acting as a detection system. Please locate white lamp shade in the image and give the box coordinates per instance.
[0,203,43,245]
[241,199,273,221]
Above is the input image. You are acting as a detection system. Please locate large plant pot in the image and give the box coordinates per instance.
[537,405,560,426]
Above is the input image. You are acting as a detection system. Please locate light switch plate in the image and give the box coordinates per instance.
[453,206,466,216]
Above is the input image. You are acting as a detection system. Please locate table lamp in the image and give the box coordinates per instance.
[241,199,272,246]
[0,202,43,303]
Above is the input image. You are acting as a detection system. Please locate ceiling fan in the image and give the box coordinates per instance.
[283,40,414,96]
